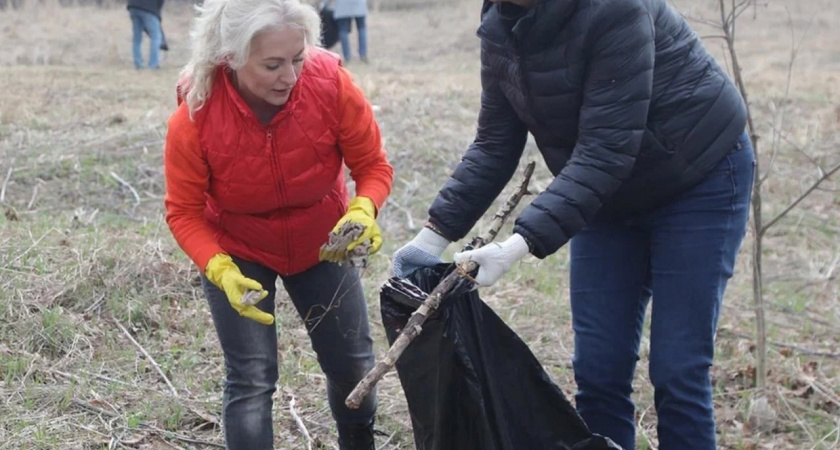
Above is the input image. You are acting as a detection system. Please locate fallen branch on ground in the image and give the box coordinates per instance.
[113,319,179,396]
[718,328,840,359]
[288,395,313,450]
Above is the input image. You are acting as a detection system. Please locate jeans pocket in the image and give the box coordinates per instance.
[727,133,750,155]
[707,133,750,180]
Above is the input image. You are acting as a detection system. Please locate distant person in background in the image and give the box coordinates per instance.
[318,0,340,49]
[127,0,164,69]
[332,0,368,62]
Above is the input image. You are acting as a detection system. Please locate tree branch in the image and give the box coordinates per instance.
[114,319,179,397]
[345,161,536,409]
[761,161,840,234]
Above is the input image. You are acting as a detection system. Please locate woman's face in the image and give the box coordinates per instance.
[234,27,306,109]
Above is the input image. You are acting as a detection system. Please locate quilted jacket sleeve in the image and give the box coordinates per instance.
[164,103,225,272]
[513,2,655,258]
[336,66,393,209]
[427,49,529,241]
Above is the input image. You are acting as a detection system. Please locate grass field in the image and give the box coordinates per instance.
[0,0,838,448]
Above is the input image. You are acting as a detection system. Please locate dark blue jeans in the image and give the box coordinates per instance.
[202,259,376,450]
[570,133,755,450]
[336,16,367,61]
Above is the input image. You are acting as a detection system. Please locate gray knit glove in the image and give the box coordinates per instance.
[391,227,450,278]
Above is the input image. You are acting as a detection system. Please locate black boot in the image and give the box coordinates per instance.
[337,420,375,450]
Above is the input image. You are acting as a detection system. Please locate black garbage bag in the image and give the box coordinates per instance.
[380,264,622,450]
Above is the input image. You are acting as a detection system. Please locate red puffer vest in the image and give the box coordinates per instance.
[192,49,348,276]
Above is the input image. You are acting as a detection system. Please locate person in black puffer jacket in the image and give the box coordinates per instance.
[392,0,755,449]
[127,0,165,69]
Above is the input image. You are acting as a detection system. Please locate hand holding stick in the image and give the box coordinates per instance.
[345,161,536,409]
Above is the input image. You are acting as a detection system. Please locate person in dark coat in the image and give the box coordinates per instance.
[331,0,368,62]
[127,0,164,69]
[392,0,755,448]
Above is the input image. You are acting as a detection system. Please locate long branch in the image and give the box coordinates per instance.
[761,161,840,235]
[345,161,536,409]
[114,319,179,397]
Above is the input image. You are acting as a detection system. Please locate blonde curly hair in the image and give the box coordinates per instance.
[179,0,322,118]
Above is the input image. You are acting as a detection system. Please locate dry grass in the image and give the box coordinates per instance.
[0,0,838,449]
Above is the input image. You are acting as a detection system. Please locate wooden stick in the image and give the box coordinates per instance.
[0,158,14,204]
[288,396,313,450]
[345,161,536,409]
[114,320,179,397]
[109,171,141,206]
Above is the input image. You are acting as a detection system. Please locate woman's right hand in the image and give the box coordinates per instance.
[205,254,274,325]
[391,226,451,278]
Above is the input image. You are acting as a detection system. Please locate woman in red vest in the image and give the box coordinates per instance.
[163,0,393,447]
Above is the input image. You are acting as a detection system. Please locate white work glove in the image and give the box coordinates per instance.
[453,233,530,287]
[391,227,451,278]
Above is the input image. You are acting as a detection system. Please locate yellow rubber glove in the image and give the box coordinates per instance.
[205,254,274,325]
[319,196,382,262]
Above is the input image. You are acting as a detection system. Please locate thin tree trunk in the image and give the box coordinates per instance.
[720,0,767,391]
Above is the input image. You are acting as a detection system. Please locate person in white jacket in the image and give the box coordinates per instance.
[332,0,368,62]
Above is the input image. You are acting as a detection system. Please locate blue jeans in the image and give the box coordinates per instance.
[569,133,755,450]
[202,259,377,450]
[129,9,162,69]
[336,16,367,61]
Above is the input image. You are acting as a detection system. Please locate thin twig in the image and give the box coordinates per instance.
[761,8,815,185]
[288,396,312,450]
[761,161,840,234]
[0,158,14,203]
[9,227,57,267]
[776,385,816,441]
[379,431,397,448]
[800,373,840,409]
[53,368,178,397]
[784,396,840,423]
[771,122,820,167]
[152,429,225,449]
[809,423,840,450]
[71,398,224,449]
[699,34,729,40]
[346,161,536,409]
[26,182,39,210]
[720,0,767,392]
[383,198,418,231]
[113,320,179,396]
[109,171,141,206]
[71,398,119,418]
[155,437,187,450]
[717,329,840,359]
[637,404,656,448]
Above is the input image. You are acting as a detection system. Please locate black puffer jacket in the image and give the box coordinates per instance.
[127,0,164,18]
[428,0,747,258]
